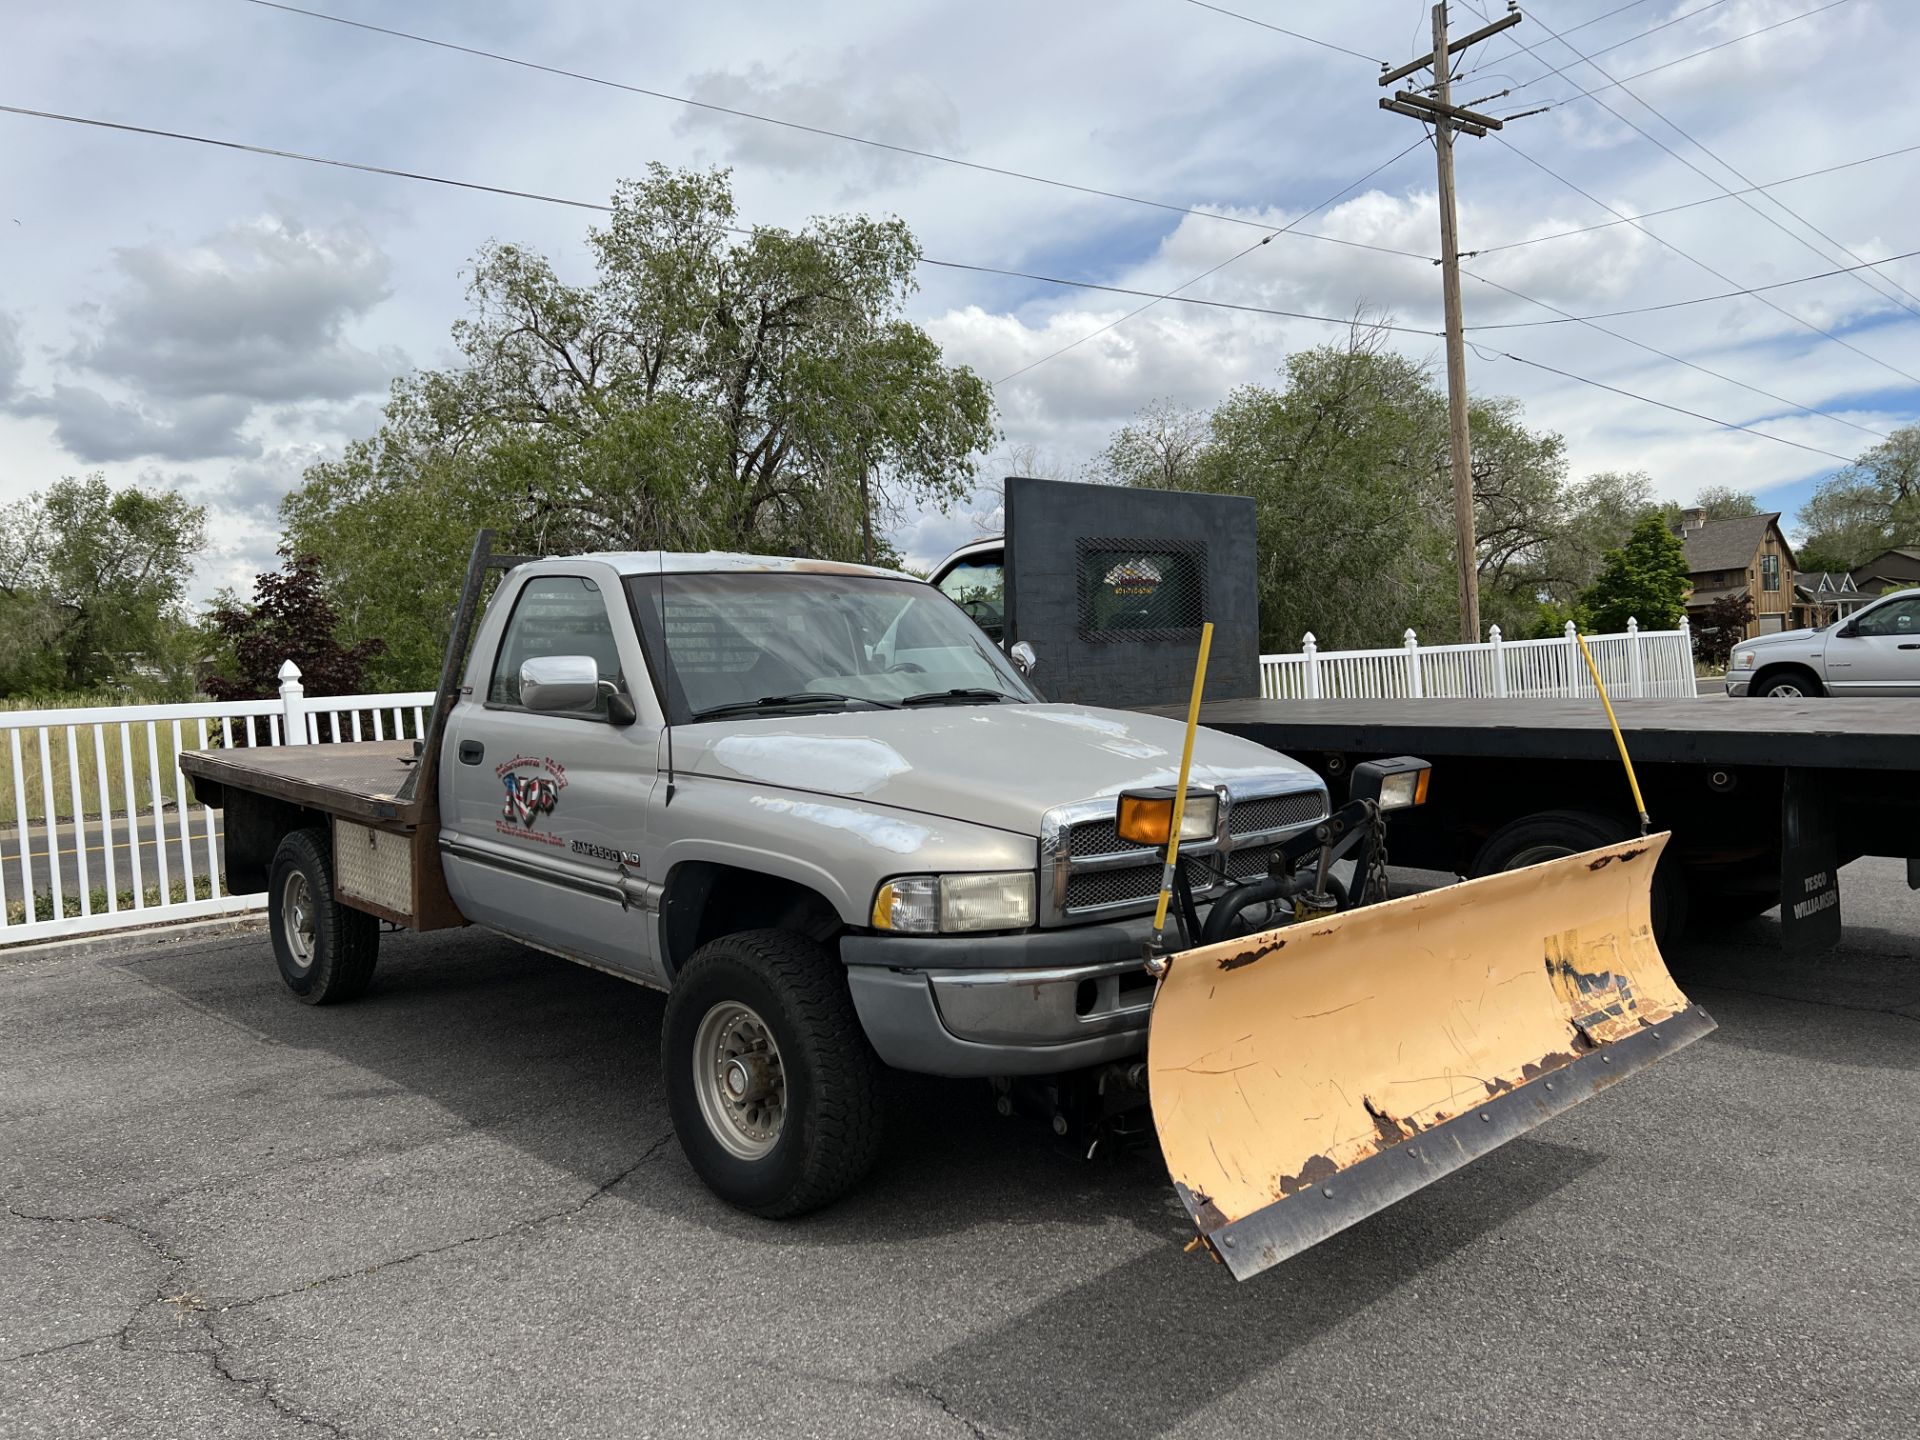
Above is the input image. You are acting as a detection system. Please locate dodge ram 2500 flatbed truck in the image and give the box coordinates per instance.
[183,542,1333,1219]
[184,534,1716,1281]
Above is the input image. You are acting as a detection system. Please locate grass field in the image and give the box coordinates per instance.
[0,696,279,827]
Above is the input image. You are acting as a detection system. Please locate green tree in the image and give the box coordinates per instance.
[284,166,996,688]
[0,474,206,696]
[1691,484,1761,519]
[1794,426,1920,571]
[1580,512,1692,633]
[203,555,387,702]
[1102,325,1576,649]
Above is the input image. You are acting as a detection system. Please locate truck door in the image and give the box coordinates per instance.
[1824,596,1920,695]
[440,570,661,976]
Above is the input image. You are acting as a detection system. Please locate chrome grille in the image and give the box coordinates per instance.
[1065,789,1323,859]
[1043,782,1326,923]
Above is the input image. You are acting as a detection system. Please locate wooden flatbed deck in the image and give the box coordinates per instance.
[180,741,425,826]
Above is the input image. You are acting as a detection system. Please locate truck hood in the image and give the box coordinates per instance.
[1742,626,1822,649]
[673,702,1319,836]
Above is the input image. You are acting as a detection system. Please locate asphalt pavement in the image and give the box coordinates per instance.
[2,859,1915,1439]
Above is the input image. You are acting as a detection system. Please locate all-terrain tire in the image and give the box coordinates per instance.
[1471,808,1689,949]
[268,828,380,1005]
[662,928,881,1218]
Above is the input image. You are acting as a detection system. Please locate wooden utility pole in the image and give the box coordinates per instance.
[1379,3,1522,643]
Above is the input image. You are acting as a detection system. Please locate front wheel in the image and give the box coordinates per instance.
[662,929,881,1218]
[1755,671,1821,698]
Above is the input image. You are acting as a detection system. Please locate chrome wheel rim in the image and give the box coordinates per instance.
[1765,683,1804,698]
[692,1001,786,1161]
[281,871,316,972]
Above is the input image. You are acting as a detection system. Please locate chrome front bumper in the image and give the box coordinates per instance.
[841,922,1159,1077]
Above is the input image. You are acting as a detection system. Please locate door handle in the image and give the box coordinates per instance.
[458,740,485,765]
[1900,643,1919,650]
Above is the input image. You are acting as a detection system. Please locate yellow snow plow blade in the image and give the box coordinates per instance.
[1149,832,1714,1280]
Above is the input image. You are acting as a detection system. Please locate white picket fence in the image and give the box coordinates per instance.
[1259,618,1696,701]
[0,663,434,947]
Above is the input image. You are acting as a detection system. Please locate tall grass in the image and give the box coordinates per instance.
[0,694,270,827]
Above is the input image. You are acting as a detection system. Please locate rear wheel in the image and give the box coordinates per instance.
[269,828,379,1004]
[662,929,881,1218]
[1471,809,1688,948]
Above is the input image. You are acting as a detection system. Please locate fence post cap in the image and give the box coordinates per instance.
[278,660,303,684]
[1564,621,1578,638]
[1488,623,1502,641]
[1302,631,1316,646]
[1403,628,1418,644]
[1627,616,1639,632]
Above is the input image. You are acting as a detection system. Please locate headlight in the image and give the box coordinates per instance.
[1732,650,1756,670]
[1350,756,1431,811]
[1114,788,1219,846]
[871,872,1036,933]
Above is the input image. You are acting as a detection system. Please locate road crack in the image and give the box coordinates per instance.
[210,1129,677,1315]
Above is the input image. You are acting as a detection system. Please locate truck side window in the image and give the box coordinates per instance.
[489,575,627,717]
[937,560,1005,642]
[1855,598,1920,637]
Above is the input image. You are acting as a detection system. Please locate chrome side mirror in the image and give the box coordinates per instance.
[1009,640,1038,677]
[520,654,600,712]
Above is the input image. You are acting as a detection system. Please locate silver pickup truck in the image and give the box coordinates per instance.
[1726,587,1920,696]
[184,545,1331,1220]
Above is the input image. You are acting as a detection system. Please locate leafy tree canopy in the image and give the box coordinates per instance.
[1581,512,1692,633]
[1690,484,1761,520]
[203,555,387,702]
[1794,425,1920,572]
[0,473,205,697]
[284,166,997,687]
[1098,325,1658,649]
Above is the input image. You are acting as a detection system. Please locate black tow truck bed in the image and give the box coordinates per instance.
[1185,697,1920,950]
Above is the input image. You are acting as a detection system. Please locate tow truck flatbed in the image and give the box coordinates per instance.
[1185,697,1920,951]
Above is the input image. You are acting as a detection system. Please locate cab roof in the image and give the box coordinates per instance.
[529,552,914,581]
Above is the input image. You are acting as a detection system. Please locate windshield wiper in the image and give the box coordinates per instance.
[899,688,1016,707]
[689,692,898,721]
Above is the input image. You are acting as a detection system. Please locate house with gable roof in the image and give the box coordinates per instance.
[1676,508,1796,639]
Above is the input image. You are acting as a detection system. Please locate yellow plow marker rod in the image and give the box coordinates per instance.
[1152,621,1214,943]
[1147,833,1716,1281]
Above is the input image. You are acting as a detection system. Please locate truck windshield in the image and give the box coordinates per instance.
[628,571,1037,724]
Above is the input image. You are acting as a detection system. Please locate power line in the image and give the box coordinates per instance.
[0,102,1861,469]
[1470,139,1920,256]
[1179,1,1385,64]
[1496,0,1920,327]
[0,101,1445,339]
[1555,0,1659,41]
[236,1,1430,267]
[1474,345,1858,464]
[1466,244,1920,332]
[1456,8,1920,390]
[1461,268,1892,442]
[995,138,1428,385]
[1505,0,1734,90]
[1510,0,1855,110]
[1495,130,1920,389]
[1519,0,1920,322]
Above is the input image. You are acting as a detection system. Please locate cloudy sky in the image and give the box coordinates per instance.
[4,0,1915,600]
